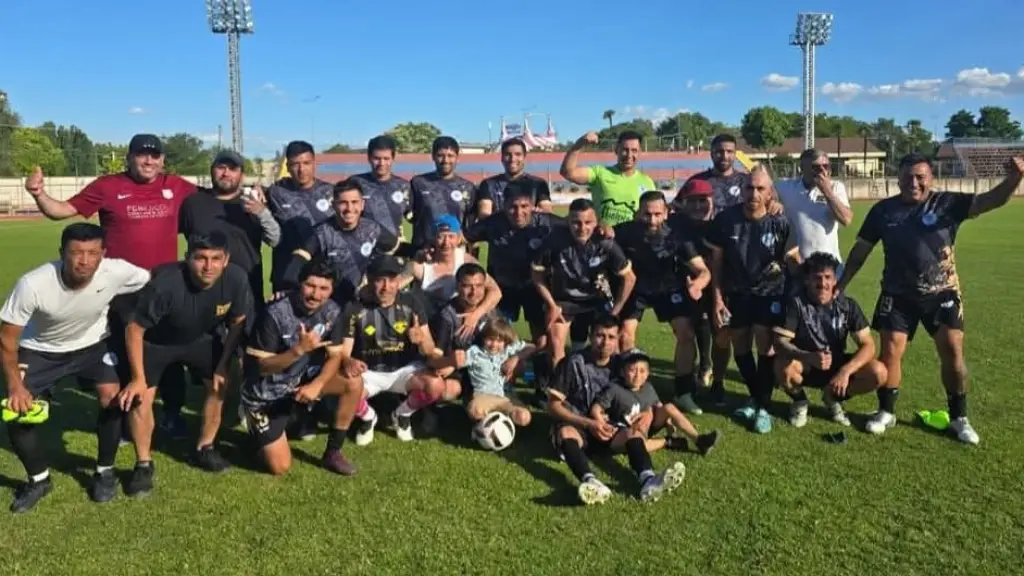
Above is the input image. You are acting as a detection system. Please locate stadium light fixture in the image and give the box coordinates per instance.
[790,12,834,150]
[207,0,255,155]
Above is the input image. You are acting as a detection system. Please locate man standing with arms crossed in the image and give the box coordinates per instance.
[560,130,656,227]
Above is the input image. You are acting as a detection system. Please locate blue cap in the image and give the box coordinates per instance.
[432,214,461,236]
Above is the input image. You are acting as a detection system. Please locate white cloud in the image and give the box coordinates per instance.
[761,73,799,91]
[903,78,943,92]
[685,79,694,89]
[701,82,728,93]
[820,82,864,103]
[258,82,286,99]
[619,106,689,127]
[127,106,145,114]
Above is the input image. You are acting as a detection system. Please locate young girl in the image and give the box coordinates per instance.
[592,348,721,456]
[456,318,535,428]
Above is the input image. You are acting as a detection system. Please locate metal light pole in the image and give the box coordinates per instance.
[789,12,833,150]
[207,0,254,155]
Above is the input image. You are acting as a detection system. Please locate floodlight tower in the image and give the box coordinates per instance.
[789,12,833,150]
[207,0,254,155]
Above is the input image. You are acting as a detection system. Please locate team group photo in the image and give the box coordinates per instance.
[2,1,1023,574]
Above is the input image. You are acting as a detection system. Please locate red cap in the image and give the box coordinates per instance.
[679,178,713,198]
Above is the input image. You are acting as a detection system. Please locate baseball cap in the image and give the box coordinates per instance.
[366,254,404,278]
[618,347,651,367]
[679,178,713,198]
[212,149,245,168]
[432,214,462,236]
[128,134,162,156]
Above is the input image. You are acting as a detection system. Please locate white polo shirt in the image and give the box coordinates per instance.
[775,178,850,261]
[0,258,150,353]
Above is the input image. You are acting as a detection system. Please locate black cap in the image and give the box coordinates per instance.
[618,347,651,367]
[213,149,245,168]
[128,134,162,155]
[366,254,404,278]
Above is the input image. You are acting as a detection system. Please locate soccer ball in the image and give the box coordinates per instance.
[473,412,517,452]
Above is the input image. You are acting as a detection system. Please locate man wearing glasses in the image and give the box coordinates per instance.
[774,149,853,265]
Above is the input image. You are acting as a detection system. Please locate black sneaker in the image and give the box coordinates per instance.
[695,430,722,456]
[192,445,229,473]
[125,463,154,498]
[10,476,53,513]
[709,381,727,407]
[89,469,118,503]
[665,436,689,451]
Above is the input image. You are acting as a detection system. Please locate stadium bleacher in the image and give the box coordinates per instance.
[943,139,1024,178]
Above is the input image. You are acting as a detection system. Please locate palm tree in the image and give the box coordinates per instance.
[602,109,615,128]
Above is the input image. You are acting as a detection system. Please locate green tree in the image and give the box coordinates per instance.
[37,122,97,176]
[655,112,713,149]
[387,122,442,153]
[602,109,615,128]
[596,119,657,151]
[975,106,1022,140]
[0,89,23,176]
[782,111,804,138]
[95,143,127,175]
[945,109,978,139]
[323,143,353,153]
[904,119,935,156]
[814,114,869,138]
[740,106,790,157]
[161,133,212,175]
[11,127,66,175]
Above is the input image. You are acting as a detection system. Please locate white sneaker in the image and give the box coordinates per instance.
[578,477,612,505]
[675,393,703,415]
[822,389,851,427]
[789,402,809,428]
[391,410,414,442]
[354,413,378,447]
[865,411,897,435]
[950,417,980,445]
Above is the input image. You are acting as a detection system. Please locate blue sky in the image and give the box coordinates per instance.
[3,0,1023,158]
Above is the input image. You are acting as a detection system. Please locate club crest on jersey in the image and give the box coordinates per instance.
[360,242,374,257]
[316,198,331,212]
[215,303,231,316]
[313,323,327,337]
[761,233,778,249]
[450,190,464,202]
[393,320,409,334]
[391,191,405,204]
[770,300,782,315]
[921,211,938,226]
[588,256,602,267]
[670,293,683,304]
[162,189,174,199]
[729,185,741,197]
[529,238,542,250]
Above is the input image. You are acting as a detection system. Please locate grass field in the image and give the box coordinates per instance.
[1,203,1023,575]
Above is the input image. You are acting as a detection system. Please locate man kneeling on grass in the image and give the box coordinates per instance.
[241,259,364,475]
[773,252,887,428]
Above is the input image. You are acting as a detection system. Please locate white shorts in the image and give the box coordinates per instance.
[362,363,425,398]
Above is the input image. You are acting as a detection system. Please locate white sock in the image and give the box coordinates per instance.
[96,465,113,474]
[31,470,50,483]
[581,472,596,483]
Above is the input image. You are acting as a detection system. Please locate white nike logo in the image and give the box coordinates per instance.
[117,194,132,200]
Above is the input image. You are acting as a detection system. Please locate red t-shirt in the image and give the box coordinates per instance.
[67,173,196,270]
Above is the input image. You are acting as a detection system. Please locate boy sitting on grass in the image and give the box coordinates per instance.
[592,348,721,456]
[455,317,536,427]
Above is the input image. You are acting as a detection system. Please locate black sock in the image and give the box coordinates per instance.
[96,404,123,467]
[326,428,347,451]
[787,388,808,403]
[7,423,47,478]
[756,354,775,407]
[559,438,592,481]
[735,353,758,398]
[625,437,654,478]
[877,387,900,413]
[695,318,712,373]
[159,363,188,416]
[675,374,696,397]
[947,392,967,419]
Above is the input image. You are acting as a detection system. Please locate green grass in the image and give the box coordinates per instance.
[2,204,1024,575]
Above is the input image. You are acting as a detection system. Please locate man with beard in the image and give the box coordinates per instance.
[560,131,657,226]
[774,252,887,428]
[241,258,363,475]
[117,232,252,494]
[409,136,477,252]
[614,191,710,414]
[532,199,636,367]
[474,137,553,216]
[1,223,150,512]
[284,179,401,306]
[838,154,1024,444]
[267,141,336,293]
[349,135,413,245]
[707,166,800,434]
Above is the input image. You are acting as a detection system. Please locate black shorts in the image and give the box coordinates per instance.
[497,285,546,330]
[871,290,964,340]
[243,398,301,448]
[723,293,784,329]
[143,335,225,388]
[621,292,698,323]
[549,422,610,456]
[554,300,609,324]
[797,353,853,388]
[17,340,123,396]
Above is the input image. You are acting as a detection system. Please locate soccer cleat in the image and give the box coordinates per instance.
[823,389,852,427]
[865,411,897,435]
[125,464,154,498]
[159,413,187,440]
[577,477,611,505]
[733,401,757,421]
[674,393,703,415]
[753,409,773,434]
[193,445,230,473]
[391,410,414,442]
[695,430,722,456]
[789,401,809,428]
[354,412,378,447]
[709,381,727,407]
[639,475,665,502]
[662,461,687,493]
[9,477,53,514]
[89,469,118,503]
[950,417,980,445]
[321,449,357,476]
